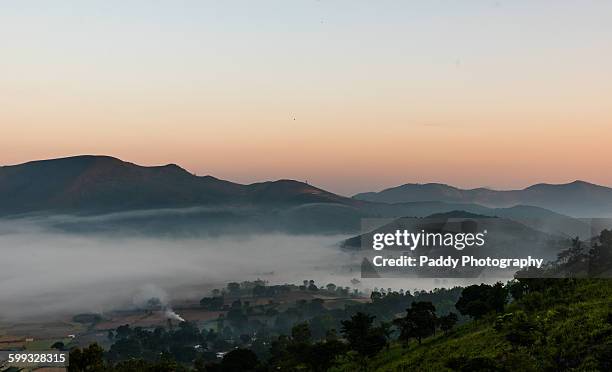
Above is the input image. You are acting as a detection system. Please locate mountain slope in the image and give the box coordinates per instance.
[0,155,352,215]
[341,211,569,268]
[354,181,612,217]
[331,279,612,371]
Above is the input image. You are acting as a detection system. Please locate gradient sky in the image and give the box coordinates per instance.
[1,1,611,195]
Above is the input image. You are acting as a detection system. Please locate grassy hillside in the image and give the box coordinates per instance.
[332,279,612,372]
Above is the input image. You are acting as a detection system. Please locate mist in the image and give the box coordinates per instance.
[0,213,512,322]
[0,216,354,321]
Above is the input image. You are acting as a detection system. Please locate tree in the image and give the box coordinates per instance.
[199,296,224,310]
[113,357,188,372]
[504,311,539,348]
[378,321,394,349]
[340,312,386,357]
[115,324,132,339]
[153,353,186,372]
[507,280,528,301]
[394,301,437,345]
[558,236,586,265]
[589,229,612,276]
[489,282,508,313]
[227,308,247,329]
[68,343,105,372]
[306,340,347,372]
[291,322,312,344]
[221,349,259,371]
[456,283,507,320]
[439,312,458,334]
[193,357,207,372]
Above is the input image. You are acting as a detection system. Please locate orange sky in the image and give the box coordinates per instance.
[1,1,611,195]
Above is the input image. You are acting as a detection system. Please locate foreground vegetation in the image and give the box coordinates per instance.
[332,278,612,371]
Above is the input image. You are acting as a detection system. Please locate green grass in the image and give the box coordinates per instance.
[333,279,612,372]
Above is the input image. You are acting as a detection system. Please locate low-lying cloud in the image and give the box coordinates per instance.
[0,217,352,320]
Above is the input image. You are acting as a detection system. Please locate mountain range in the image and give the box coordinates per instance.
[0,155,607,236]
[353,181,612,218]
[0,155,353,215]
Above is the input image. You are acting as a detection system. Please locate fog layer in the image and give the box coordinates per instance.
[0,217,351,320]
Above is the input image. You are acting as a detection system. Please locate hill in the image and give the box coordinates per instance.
[0,155,353,216]
[341,212,570,278]
[331,279,612,371]
[354,181,612,217]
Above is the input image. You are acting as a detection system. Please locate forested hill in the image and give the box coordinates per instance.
[332,278,612,371]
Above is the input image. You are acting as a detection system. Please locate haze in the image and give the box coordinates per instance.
[0,213,514,321]
[0,216,355,320]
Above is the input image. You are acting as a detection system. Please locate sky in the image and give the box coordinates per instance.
[1,1,611,196]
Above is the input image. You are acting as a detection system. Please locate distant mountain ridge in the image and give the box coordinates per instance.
[353,181,612,217]
[0,155,354,215]
[0,156,601,237]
